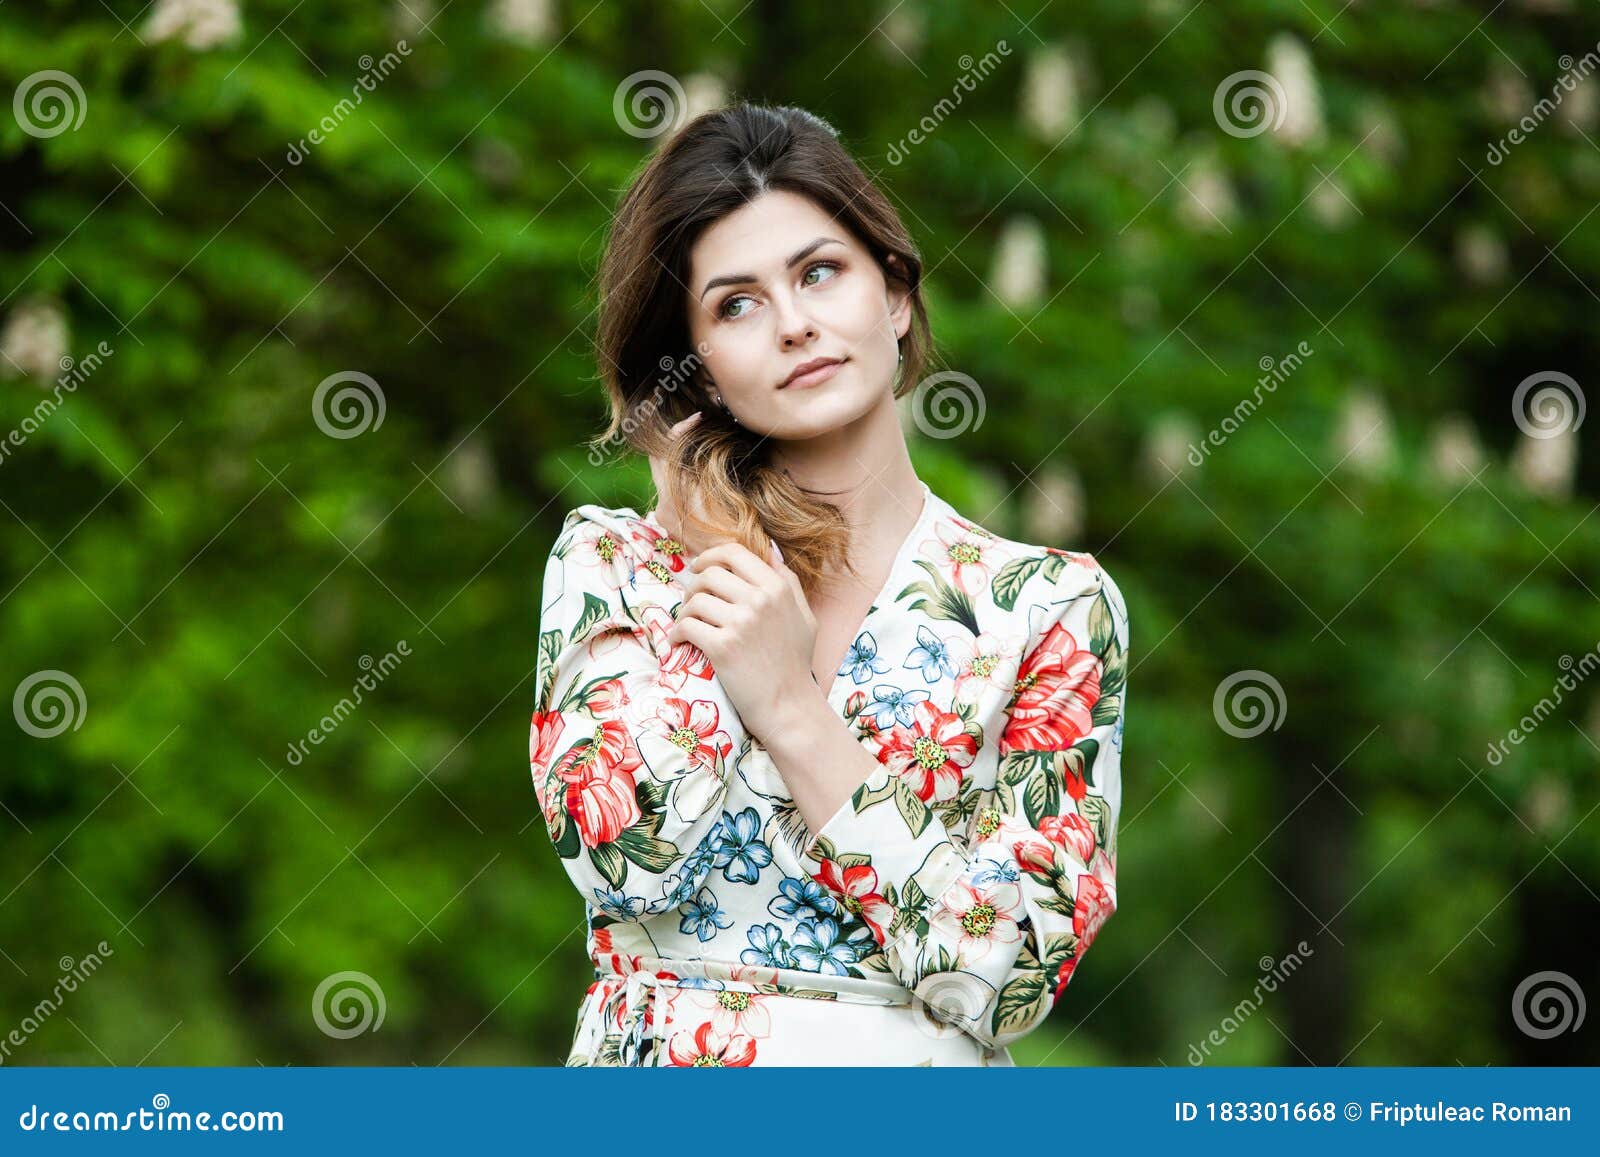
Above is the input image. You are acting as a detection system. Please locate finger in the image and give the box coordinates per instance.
[667,614,720,657]
[678,591,738,628]
[669,411,704,438]
[690,541,779,590]
[686,565,756,606]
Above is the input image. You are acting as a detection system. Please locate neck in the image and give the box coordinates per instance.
[770,391,924,581]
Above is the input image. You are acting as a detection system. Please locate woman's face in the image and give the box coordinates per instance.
[684,188,911,441]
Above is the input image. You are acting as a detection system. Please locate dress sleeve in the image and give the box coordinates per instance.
[799,559,1128,1050]
[529,505,749,923]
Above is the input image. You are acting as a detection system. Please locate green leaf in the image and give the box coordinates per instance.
[614,825,679,873]
[574,591,610,642]
[990,555,1042,611]
[590,841,628,890]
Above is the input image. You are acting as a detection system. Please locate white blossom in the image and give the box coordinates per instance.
[988,215,1047,309]
[144,0,242,51]
[0,298,69,381]
[1266,33,1324,147]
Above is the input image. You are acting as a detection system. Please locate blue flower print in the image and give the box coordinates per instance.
[678,887,733,942]
[741,922,796,969]
[592,887,646,922]
[840,631,892,685]
[790,918,875,975]
[660,870,698,910]
[767,875,839,923]
[713,806,773,884]
[970,853,1021,889]
[865,684,931,730]
[903,624,957,683]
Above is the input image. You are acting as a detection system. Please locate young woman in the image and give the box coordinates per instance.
[528,103,1129,1067]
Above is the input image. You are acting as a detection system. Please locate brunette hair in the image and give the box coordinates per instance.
[591,102,933,595]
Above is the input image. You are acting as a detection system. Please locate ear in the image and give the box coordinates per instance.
[883,254,914,341]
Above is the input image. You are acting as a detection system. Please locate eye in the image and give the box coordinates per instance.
[801,260,841,287]
[718,294,756,321]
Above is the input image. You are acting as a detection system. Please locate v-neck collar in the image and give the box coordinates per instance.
[819,479,938,707]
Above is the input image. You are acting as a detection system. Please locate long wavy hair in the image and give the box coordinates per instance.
[591,102,934,596]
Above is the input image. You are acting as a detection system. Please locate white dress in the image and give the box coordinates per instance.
[528,480,1129,1066]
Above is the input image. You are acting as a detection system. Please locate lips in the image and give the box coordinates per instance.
[779,356,845,390]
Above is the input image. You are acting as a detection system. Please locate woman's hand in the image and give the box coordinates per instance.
[665,539,820,743]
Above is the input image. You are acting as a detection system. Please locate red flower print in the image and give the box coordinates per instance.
[666,1022,757,1067]
[1053,870,1115,997]
[999,620,1101,756]
[813,857,897,944]
[553,719,643,847]
[631,520,689,572]
[529,710,566,826]
[874,699,978,803]
[647,698,732,774]
[1038,811,1098,865]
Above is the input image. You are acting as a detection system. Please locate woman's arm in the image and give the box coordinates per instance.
[529,506,748,923]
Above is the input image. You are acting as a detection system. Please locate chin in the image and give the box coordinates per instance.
[765,385,883,440]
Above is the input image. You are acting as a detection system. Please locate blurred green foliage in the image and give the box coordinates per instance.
[1,0,1597,1066]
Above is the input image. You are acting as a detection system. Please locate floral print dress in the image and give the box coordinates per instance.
[528,480,1129,1066]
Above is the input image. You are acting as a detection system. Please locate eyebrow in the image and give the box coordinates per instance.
[698,236,845,300]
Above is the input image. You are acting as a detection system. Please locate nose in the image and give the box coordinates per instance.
[773,292,817,350]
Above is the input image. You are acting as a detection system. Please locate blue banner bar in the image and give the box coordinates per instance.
[1,1067,1595,1152]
